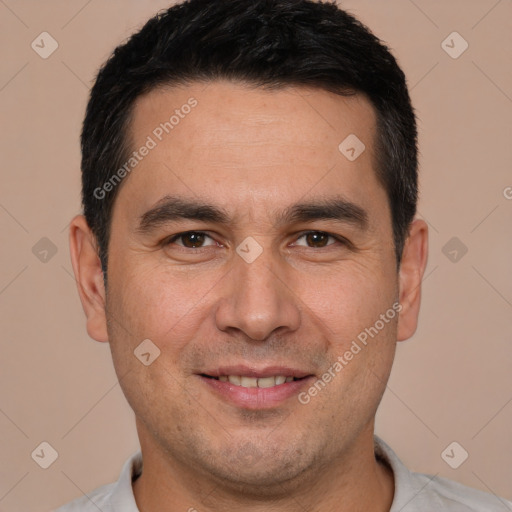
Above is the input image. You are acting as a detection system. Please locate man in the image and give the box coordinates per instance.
[57,0,511,510]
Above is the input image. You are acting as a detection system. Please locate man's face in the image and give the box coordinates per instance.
[104,81,400,489]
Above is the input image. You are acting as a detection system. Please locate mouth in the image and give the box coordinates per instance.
[201,374,306,388]
[197,367,315,409]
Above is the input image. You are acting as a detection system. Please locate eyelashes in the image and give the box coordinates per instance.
[165,230,349,250]
[166,231,219,249]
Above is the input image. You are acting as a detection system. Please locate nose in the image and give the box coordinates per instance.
[215,248,301,341]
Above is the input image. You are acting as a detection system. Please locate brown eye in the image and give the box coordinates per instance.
[295,231,337,248]
[167,231,216,248]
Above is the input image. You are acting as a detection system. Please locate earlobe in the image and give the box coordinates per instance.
[69,215,109,343]
[396,218,428,342]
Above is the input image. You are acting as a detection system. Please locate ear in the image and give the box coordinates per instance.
[397,218,428,341]
[69,215,109,342]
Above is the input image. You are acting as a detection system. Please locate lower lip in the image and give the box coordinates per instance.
[198,375,315,409]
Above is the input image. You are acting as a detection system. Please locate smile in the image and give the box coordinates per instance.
[203,375,300,388]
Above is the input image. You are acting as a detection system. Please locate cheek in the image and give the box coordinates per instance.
[105,263,200,419]
[301,265,398,418]
[300,261,398,342]
[110,260,218,352]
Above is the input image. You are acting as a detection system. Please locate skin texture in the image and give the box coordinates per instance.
[70,81,428,512]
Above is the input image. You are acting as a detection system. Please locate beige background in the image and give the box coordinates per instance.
[0,1,511,510]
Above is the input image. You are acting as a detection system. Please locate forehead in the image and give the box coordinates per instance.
[130,80,377,155]
[117,80,385,222]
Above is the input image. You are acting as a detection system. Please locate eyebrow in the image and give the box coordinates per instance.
[137,195,369,234]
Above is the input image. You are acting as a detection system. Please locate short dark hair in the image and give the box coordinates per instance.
[81,0,418,273]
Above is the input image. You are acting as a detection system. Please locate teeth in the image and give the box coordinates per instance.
[257,376,276,388]
[240,376,258,388]
[218,375,293,388]
[275,375,286,385]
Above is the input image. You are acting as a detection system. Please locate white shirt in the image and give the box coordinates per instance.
[54,436,512,511]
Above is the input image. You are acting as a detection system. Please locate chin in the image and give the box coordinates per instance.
[205,443,314,497]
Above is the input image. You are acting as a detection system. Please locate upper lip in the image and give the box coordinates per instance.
[200,365,313,379]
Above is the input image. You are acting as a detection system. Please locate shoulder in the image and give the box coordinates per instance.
[53,483,115,512]
[53,451,142,512]
[374,436,512,512]
[410,471,512,511]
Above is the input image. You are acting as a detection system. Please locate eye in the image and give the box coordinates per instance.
[293,231,342,248]
[165,231,218,248]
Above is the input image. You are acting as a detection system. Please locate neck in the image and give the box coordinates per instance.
[132,423,394,512]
